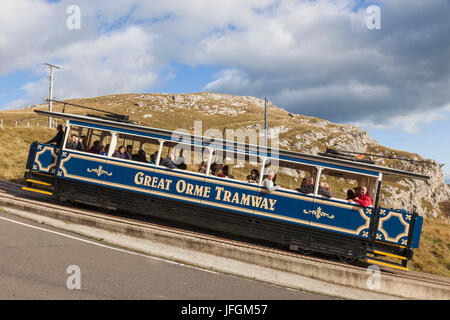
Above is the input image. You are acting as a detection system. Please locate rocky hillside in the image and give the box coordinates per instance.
[6,92,450,218]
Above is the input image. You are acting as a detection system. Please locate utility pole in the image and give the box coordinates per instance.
[264,97,268,147]
[44,63,60,128]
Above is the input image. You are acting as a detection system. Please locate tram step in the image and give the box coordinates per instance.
[372,250,407,261]
[365,257,408,271]
[21,187,53,196]
[32,171,55,177]
[26,179,52,186]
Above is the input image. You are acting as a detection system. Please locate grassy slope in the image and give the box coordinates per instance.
[1,93,448,278]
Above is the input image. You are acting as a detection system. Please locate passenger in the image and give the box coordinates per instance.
[66,134,85,151]
[149,153,157,164]
[132,149,148,163]
[210,162,217,175]
[113,146,129,159]
[210,162,223,176]
[262,171,280,193]
[45,124,64,147]
[348,186,373,207]
[346,188,356,200]
[79,136,88,152]
[173,150,187,170]
[198,161,207,174]
[296,177,314,194]
[221,165,235,179]
[161,152,178,169]
[246,169,260,184]
[99,144,107,156]
[318,181,333,198]
[102,144,110,156]
[126,145,133,160]
[88,140,102,154]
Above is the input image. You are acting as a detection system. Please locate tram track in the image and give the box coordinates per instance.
[0,179,449,297]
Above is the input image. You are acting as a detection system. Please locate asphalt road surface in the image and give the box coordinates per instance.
[0,210,335,300]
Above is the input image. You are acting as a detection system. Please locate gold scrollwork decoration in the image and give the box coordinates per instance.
[87,165,112,177]
[303,206,335,220]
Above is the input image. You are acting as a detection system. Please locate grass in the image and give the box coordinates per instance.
[410,217,450,277]
[0,127,54,183]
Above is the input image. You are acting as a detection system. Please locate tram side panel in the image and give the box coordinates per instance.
[373,207,423,256]
[26,142,60,177]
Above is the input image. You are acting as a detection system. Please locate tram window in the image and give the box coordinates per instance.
[211,150,263,181]
[160,141,209,174]
[65,126,111,155]
[318,169,376,201]
[86,129,112,155]
[116,133,160,163]
[264,159,315,191]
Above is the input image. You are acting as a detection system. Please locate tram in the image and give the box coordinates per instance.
[23,102,428,270]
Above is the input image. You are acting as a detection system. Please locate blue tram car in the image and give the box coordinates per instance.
[23,106,428,271]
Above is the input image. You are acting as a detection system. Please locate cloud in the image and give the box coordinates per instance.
[352,107,448,134]
[198,0,450,128]
[1,0,450,133]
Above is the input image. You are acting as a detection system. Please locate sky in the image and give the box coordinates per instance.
[0,0,449,179]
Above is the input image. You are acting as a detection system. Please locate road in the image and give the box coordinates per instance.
[0,210,335,300]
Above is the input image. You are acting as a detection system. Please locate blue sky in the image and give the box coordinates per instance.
[1,0,449,179]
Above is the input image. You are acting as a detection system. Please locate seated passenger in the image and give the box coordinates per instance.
[348,186,373,207]
[113,146,129,159]
[262,171,280,193]
[318,181,333,198]
[66,134,85,151]
[296,177,314,194]
[161,152,178,169]
[101,144,110,156]
[149,153,157,164]
[246,169,260,184]
[99,144,107,156]
[88,140,102,154]
[173,150,187,170]
[125,145,133,160]
[210,162,223,176]
[79,136,88,152]
[346,187,357,200]
[132,149,148,163]
[198,161,207,174]
[220,165,235,179]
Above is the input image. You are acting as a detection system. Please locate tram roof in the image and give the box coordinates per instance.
[35,109,430,181]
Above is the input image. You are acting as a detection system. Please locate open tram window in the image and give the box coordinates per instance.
[318,169,377,206]
[160,140,209,174]
[263,158,316,192]
[64,125,111,155]
[210,148,263,181]
[114,133,160,163]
